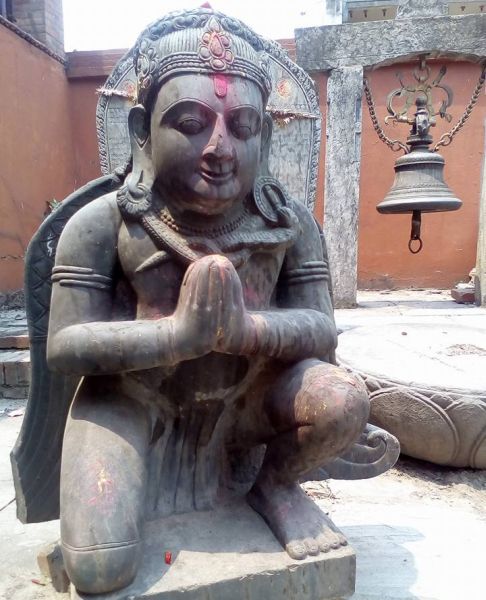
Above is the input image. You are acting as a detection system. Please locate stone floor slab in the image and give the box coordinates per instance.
[72,501,355,600]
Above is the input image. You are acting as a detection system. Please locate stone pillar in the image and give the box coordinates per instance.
[0,1,9,19]
[475,119,486,306]
[324,66,363,308]
[325,0,343,24]
[11,0,64,56]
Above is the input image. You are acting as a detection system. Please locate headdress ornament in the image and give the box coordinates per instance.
[133,8,272,106]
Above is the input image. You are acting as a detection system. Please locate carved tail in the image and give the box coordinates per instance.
[303,424,401,482]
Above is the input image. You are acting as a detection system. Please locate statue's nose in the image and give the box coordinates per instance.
[202,117,236,166]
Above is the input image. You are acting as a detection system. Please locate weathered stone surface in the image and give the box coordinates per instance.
[0,334,29,349]
[396,0,447,19]
[324,66,363,308]
[71,501,356,600]
[0,318,30,399]
[0,385,29,400]
[38,542,70,593]
[0,350,30,387]
[451,285,475,304]
[0,290,25,310]
[295,14,486,71]
[337,322,486,467]
[476,122,486,306]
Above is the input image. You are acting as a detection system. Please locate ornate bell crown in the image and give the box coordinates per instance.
[133,8,272,107]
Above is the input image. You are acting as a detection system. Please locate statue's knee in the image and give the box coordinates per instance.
[340,374,370,439]
[62,540,140,594]
[305,365,370,445]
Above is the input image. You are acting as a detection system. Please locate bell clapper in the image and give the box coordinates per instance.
[408,210,423,254]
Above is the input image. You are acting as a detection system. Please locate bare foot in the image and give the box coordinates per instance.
[247,481,347,560]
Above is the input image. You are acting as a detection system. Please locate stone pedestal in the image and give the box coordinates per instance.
[337,322,486,468]
[71,501,355,600]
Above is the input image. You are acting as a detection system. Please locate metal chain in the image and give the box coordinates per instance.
[363,78,409,153]
[434,63,486,151]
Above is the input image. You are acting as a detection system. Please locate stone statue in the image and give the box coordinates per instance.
[11,9,399,596]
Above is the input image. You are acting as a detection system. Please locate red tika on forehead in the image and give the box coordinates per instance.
[213,74,228,98]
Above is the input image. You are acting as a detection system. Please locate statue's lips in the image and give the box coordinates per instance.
[199,166,235,185]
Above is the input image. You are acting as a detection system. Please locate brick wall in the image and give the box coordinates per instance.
[12,0,64,56]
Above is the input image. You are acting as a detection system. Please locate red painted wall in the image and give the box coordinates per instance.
[312,71,327,226]
[0,24,76,292]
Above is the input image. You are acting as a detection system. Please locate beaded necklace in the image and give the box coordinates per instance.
[158,204,249,238]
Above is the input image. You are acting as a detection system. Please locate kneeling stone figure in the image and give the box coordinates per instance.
[11,8,398,596]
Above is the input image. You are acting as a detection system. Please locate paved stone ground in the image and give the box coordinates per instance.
[0,291,485,599]
[0,309,29,402]
[0,309,27,337]
[335,289,486,332]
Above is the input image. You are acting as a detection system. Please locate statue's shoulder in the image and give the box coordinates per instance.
[59,191,122,244]
[56,191,122,264]
[280,198,329,267]
[62,190,121,229]
[287,198,321,239]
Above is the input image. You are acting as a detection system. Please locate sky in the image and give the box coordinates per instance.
[62,0,332,52]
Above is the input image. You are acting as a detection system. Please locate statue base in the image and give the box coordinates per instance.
[69,500,355,600]
[337,322,486,468]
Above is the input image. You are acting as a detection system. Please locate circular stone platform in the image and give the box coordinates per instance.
[337,322,486,468]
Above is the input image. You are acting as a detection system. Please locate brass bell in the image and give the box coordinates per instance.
[377,96,462,253]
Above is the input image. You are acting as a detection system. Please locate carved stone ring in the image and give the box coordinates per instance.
[253,176,289,225]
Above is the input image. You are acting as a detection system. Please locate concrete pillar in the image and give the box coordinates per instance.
[11,0,64,56]
[324,65,363,308]
[325,0,343,24]
[475,119,486,306]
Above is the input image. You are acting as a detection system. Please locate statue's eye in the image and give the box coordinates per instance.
[176,117,205,135]
[231,121,253,140]
[230,111,261,140]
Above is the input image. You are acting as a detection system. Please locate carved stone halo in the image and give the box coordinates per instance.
[199,17,234,71]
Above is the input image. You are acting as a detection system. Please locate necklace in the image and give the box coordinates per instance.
[159,204,248,238]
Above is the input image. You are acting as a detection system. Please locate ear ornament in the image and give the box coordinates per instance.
[252,176,293,227]
[117,172,153,219]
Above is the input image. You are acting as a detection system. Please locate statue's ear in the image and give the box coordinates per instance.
[260,113,273,169]
[127,104,154,189]
[128,105,150,149]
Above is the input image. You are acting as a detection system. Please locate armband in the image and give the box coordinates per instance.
[281,260,329,285]
[51,266,112,291]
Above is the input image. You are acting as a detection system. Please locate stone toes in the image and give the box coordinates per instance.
[303,537,319,556]
[316,535,331,553]
[326,528,343,549]
[317,531,345,552]
[286,540,307,560]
